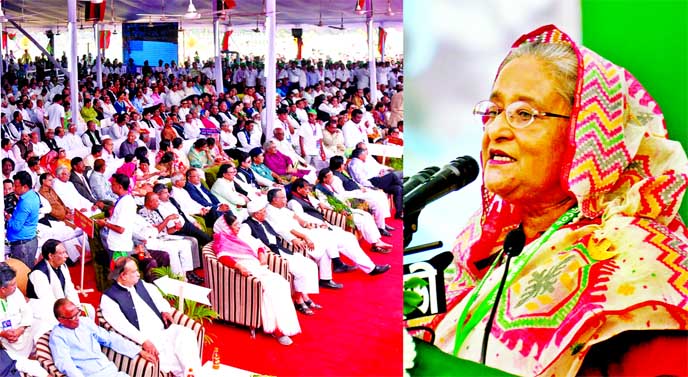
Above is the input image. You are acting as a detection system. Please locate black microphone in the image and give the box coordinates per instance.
[480,226,526,364]
[403,166,440,196]
[404,156,480,216]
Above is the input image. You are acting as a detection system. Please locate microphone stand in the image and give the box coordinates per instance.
[480,226,525,365]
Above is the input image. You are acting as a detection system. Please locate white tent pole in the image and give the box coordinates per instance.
[95,23,102,89]
[366,0,377,105]
[68,0,79,126]
[265,0,276,137]
[212,0,223,95]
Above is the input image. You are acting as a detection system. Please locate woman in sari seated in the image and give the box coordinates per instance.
[263,140,316,184]
[212,212,301,346]
[417,25,688,376]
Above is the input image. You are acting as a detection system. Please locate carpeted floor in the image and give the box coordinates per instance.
[71,216,403,376]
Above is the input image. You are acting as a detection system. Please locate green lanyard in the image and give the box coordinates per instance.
[452,206,579,356]
[0,298,7,313]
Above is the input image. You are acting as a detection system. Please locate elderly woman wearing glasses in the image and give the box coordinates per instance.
[414,25,688,376]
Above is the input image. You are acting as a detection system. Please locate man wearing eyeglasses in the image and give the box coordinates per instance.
[49,298,155,377]
[0,263,49,377]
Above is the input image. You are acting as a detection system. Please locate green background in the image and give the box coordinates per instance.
[582,0,688,218]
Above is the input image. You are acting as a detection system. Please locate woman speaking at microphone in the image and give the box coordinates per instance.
[415,25,688,376]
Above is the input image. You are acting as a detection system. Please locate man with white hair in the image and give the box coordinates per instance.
[242,198,322,315]
[265,188,344,289]
[52,166,103,217]
[137,192,203,284]
[37,172,91,262]
[30,130,49,157]
[60,123,88,157]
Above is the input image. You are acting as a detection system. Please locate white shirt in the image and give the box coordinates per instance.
[100,281,171,344]
[342,120,368,148]
[219,130,237,150]
[52,179,96,212]
[170,186,207,216]
[106,194,136,251]
[185,119,203,139]
[298,121,323,155]
[265,204,302,243]
[28,262,81,305]
[157,200,187,228]
[46,102,65,129]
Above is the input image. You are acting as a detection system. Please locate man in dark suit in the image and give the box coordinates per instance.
[244,198,321,314]
[183,168,230,226]
[69,157,100,204]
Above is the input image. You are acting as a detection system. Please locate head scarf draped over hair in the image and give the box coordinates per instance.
[419,25,688,377]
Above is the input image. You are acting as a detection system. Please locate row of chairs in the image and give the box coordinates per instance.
[26,206,350,376]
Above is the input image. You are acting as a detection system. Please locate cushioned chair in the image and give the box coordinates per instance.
[4,258,30,295]
[202,242,290,336]
[96,308,205,376]
[319,207,349,230]
[35,330,158,377]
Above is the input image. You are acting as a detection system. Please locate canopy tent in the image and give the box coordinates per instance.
[0,0,402,28]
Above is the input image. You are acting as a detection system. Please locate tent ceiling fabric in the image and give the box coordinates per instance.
[2,0,402,27]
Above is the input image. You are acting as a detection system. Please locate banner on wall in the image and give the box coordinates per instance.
[221,30,233,51]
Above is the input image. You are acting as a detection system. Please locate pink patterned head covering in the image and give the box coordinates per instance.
[459,24,688,278]
[419,26,688,376]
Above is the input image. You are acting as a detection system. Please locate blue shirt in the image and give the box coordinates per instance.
[6,189,39,242]
[49,319,141,377]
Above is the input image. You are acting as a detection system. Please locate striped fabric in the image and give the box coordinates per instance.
[35,330,158,377]
[95,308,205,376]
[202,242,291,331]
[319,207,349,230]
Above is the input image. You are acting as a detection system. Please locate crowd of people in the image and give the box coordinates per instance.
[1,51,403,376]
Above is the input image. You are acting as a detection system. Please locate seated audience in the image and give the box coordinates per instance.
[213,212,300,345]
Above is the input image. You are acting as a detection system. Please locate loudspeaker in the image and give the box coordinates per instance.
[291,28,303,38]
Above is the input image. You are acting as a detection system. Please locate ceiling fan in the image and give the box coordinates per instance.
[251,17,261,33]
[136,0,182,22]
[328,14,345,30]
[184,0,200,19]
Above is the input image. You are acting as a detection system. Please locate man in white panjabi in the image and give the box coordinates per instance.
[241,198,322,315]
[26,240,96,329]
[100,257,202,377]
[0,263,50,377]
[264,188,344,289]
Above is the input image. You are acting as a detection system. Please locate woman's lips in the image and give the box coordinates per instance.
[487,150,516,165]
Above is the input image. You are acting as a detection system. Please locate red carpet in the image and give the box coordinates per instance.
[71,216,403,376]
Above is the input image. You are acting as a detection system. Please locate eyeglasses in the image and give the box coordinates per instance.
[473,100,569,129]
[60,312,80,321]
